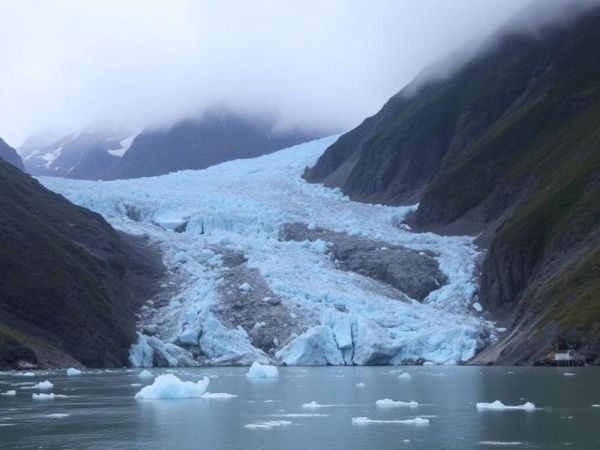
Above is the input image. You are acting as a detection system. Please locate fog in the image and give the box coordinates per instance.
[0,0,583,146]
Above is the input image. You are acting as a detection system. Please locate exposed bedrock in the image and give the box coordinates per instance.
[280,223,447,301]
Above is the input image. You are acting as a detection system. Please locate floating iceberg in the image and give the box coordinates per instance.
[32,393,69,400]
[398,372,412,380]
[246,362,278,379]
[46,413,70,419]
[134,374,209,399]
[26,380,53,390]
[352,417,429,426]
[21,372,35,377]
[202,392,238,399]
[376,399,419,408]
[563,372,575,377]
[0,390,16,396]
[244,420,292,430]
[476,401,535,411]
[66,368,81,376]
[302,401,335,409]
[356,382,366,388]
[138,369,154,379]
[478,442,523,446]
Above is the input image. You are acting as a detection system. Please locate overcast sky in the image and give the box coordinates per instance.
[0,0,543,146]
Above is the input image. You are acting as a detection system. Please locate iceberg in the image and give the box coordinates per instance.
[244,420,292,430]
[246,361,278,379]
[202,392,238,399]
[352,417,429,426]
[66,368,81,376]
[32,393,69,400]
[376,399,419,408]
[0,390,16,396]
[22,372,35,377]
[134,374,209,399]
[46,413,70,419]
[398,372,412,380]
[356,382,366,388]
[138,369,154,379]
[476,400,536,411]
[30,380,53,390]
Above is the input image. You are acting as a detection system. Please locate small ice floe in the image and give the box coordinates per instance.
[0,390,16,396]
[66,368,81,376]
[563,372,575,377]
[264,399,281,403]
[32,393,69,400]
[138,369,154,379]
[478,442,523,446]
[376,399,419,408]
[130,383,142,387]
[271,413,329,417]
[302,401,336,409]
[592,404,600,408]
[472,302,483,312]
[21,372,35,377]
[134,374,209,399]
[202,392,237,399]
[398,372,412,380]
[46,413,70,419]
[27,380,53,390]
[246,361,278,379]
[476,401,535,411]
[356,382,366,388]
[423,361,435,366]
[352,417,429,426]
[244,420,292,430]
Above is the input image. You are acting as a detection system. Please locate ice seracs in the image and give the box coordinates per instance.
[134,374,209,399]
[476,400,536,411]
[246,361,278,379]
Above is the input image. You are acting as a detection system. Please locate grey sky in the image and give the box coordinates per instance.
[0,0,547,146]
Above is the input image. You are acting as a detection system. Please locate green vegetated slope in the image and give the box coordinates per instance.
[306,7,600,363]
[0,158,163,368]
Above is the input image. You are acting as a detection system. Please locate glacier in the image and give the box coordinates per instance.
[39,135,493,367]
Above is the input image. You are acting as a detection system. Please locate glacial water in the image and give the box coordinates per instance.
[1,366,600,449]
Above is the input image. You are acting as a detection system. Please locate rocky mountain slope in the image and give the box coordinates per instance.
[305,5,600,363]
[110,110,321,179]
[20,125,135,180]
[0,156,163,369]
[0,138,24,170]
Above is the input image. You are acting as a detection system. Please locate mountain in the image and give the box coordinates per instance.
[110,111,322,179]
[20,125,135,180]
[0,155,163,369]
[305,5,600,364]
[0,138,24,170]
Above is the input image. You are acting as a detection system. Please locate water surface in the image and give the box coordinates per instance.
[1,366,599,449]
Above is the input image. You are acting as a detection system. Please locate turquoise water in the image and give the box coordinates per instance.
[1,366,599,449]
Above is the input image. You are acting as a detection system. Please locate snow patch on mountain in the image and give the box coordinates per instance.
[39,136,493,366]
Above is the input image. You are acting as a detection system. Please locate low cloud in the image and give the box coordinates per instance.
[0,0,570,145]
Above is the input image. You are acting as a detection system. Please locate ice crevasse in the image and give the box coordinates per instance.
[40,136,494,367]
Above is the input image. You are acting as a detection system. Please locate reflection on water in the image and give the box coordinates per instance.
[1,366,599,449]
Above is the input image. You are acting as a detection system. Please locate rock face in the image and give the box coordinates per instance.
[110,110,321,179]
[305,6,600,364]
[280,223,447,301]
[20,125,134,180]
[0,156,163,368]
[0,138,24,170]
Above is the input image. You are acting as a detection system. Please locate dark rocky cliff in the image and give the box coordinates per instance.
[0,157,163,368]
[305,7,600,364]
[0,138,24,171]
